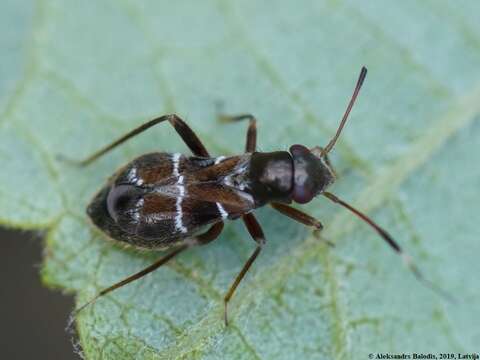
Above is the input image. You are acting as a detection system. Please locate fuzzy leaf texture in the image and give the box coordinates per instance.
[1,1,479,359]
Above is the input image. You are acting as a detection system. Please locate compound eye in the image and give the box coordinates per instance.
[290,144,316,204]
[106,184,137,222]
[292,183,315,204]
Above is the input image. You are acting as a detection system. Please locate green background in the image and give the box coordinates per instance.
[1,1,479,359]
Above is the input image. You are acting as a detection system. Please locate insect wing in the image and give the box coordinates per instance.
[184,182,255,220]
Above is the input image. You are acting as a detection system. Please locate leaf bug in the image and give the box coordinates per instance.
[70,66,451,327]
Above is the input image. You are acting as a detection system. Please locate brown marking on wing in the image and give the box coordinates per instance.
[140,189,224,235]
[135,153,174,184]
[192,156,246,182]
[141,193,176,218]
[135,154,243,185]
[186,183,254,217]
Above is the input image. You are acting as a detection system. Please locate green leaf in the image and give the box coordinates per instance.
[2,1,479,359]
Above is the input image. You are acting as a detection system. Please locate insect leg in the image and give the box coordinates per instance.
[69,115,171,166]
[322,191,454,302]
[168,114,210,157]
[270,202,323,230]
[69,244,188,324]
[188,221,224,246]
[223,213,265,326]
[241,213,265,244]
[70,222,224,323]
[67,114,209,166]
[218,113,257,153]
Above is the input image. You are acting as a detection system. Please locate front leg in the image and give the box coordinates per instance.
[270,202,323,230]
[270,203,333,246]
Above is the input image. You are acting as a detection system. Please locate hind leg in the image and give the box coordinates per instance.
[69,114,210,166]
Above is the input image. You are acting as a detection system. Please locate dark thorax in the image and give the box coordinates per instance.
[248,151,294,205]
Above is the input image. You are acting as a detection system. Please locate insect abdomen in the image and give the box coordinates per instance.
[87,184,183,249]
[87,152,236,249]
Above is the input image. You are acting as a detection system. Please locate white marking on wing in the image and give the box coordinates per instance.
[172,153,181,177]
[214,156,226,165]
[175,175,188,233]
[236,190,254,204]
[216,202,229,219]
[223,177,234,187]
[132,198,144,220]
[127,167,144,186]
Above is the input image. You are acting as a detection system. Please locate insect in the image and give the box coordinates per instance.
[72,67,449,326]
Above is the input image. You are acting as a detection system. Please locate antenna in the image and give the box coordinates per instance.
[322,66,368,156]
